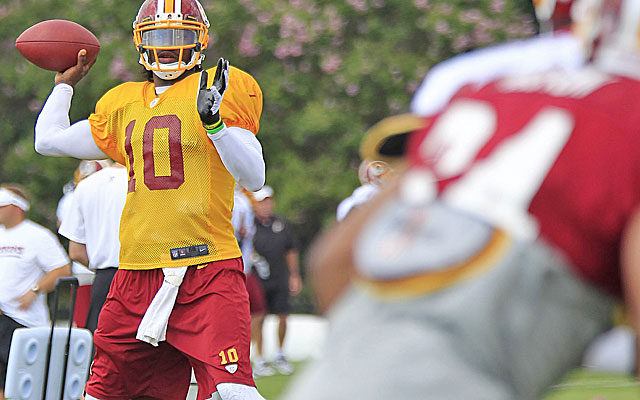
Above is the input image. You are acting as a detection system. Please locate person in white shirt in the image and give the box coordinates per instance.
[0,184,71,398]
[231,184,256,275]
[56,160,112,329]
[58,162,127,332]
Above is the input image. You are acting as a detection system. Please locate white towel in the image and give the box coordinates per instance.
[136,266,188,346]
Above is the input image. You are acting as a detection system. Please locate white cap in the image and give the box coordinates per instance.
[252,186,273,202]
[0,188,30,211]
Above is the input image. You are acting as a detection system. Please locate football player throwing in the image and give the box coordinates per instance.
[34,1,266,399]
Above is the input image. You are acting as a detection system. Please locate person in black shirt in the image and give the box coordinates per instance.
[251,186,302,375]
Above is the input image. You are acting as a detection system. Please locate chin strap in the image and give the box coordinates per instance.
[153,68,186,80]
[142,49,205,81]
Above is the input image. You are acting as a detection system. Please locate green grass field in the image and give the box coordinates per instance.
[254,365,640,400]
[543,370,640,400]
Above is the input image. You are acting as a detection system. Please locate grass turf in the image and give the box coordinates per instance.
[543,369,640,400]
[254,366,640,400]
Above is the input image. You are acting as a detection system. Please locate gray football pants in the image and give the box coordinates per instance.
[284,239,615,400]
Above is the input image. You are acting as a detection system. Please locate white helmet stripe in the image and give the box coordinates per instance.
[157,0,165,14]
[195,0,210,27]
[175,0,182,14]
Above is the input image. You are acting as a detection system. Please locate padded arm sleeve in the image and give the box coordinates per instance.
[34,83,108,159]
[208,126,265,191]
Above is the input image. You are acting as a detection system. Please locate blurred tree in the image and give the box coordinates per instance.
[0,0,140,228]
[207,0,538,257]
[0,0,537,312]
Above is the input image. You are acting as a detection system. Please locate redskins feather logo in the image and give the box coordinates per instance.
[225,363,238,374]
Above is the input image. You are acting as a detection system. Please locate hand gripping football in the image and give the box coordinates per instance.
[16,19,100,72]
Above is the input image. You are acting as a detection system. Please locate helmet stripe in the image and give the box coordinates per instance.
[164,0,175,13]
[157,0,164,14]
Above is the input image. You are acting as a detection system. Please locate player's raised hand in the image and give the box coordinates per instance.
[197,57,229,134]
[54,49,96,87]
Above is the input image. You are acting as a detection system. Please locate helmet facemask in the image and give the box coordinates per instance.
[133,0,210,80]
[358,160,393,187]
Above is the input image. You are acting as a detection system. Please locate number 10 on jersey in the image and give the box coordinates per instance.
[125,115,186,193]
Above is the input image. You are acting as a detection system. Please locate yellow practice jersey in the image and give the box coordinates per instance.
[88,66,263,270]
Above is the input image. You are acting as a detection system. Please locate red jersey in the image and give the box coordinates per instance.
[408,67,640,296]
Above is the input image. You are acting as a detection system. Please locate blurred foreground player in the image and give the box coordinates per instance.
[33,1,266,399]
[318,0,584,315]
[285,0,640,399]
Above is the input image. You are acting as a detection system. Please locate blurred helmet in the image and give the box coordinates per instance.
[359,113,426,167]
[133,0,210,80]
[358,160,393,187]
[74,160,112,185]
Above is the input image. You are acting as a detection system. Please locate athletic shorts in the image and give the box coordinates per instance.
[85,258,255,400]
[0,314,25,390]
[263,283,290,315]
[246,272,266,315]
[85,267,117,333]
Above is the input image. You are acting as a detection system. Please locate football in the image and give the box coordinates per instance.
[15,19,100,72]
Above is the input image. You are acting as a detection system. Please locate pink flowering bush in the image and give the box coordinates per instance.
[207,0,537,239]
